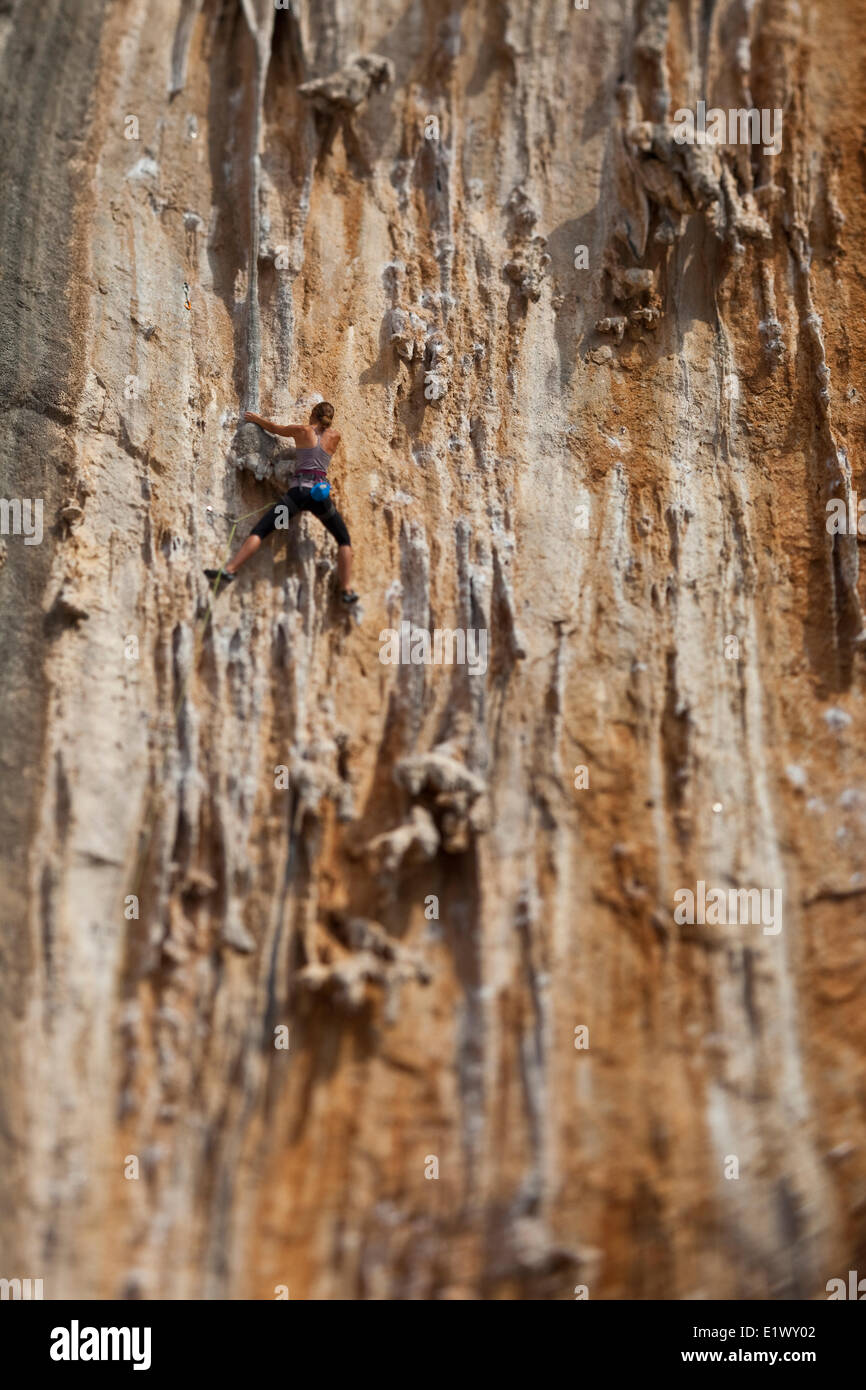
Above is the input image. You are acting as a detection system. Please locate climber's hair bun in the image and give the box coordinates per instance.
[311,401,335,426]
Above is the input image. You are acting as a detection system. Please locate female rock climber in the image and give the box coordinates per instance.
[205,400,358,604]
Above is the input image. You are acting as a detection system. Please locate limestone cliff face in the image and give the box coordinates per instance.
[2,0,865,1300]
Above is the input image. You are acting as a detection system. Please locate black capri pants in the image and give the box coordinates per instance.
[251,486,351,547]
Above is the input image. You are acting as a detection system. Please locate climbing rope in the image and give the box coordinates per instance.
[204,501,273,524]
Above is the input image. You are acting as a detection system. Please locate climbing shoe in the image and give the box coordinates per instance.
[340,589,359,606]
[204,568,236,586]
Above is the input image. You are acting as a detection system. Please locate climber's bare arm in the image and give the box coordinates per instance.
[244,411,304,438]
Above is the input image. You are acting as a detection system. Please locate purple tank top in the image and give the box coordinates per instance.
[293,435,332,488]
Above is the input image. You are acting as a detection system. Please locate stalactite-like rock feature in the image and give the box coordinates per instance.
[396,748,489,853]
[297,914,432,1014]
[2,0,866,1304]
[298,53,394,114]
[239,0,275,417]
[365,805,440,875]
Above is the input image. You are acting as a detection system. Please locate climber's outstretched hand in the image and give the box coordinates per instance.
[243,412,297,438]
